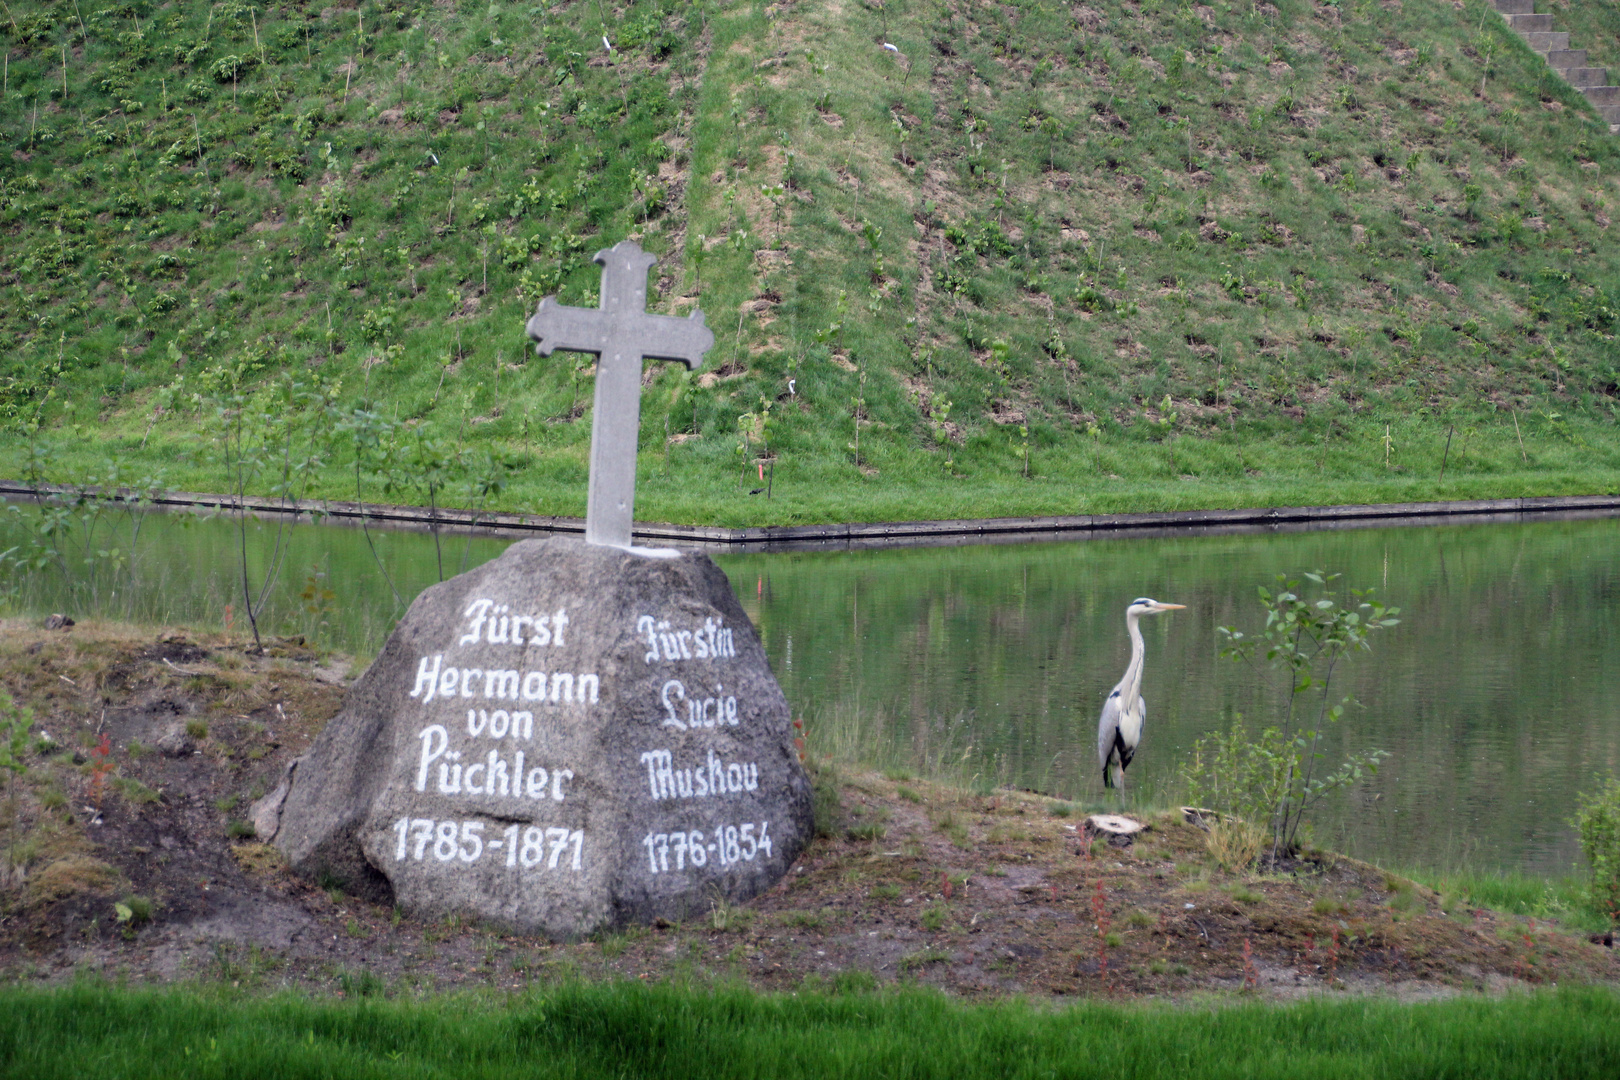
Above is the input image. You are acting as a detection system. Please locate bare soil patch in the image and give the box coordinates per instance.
[0,623,1614,999]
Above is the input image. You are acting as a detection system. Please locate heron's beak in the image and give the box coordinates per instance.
[1157,603,1186,611]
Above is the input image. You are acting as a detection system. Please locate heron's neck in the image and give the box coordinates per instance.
[1121,611,1146,710]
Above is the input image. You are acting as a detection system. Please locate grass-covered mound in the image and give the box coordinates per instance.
[1,0,1619,524]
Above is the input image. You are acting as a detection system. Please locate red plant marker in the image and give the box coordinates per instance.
[941,872,952,901]
[1519,919,1538,982]
[88,733,114,814]
[1243,938,1258,990]
[1091,879,1112,992]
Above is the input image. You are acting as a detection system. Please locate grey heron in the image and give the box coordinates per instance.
[1098,597,1185,792]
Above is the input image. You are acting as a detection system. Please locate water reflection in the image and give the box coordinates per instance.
[727,520,1620,876]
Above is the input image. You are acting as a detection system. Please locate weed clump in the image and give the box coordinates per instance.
[115,894,154,929]
[1573,776,1620,927]
[810,762,845,839]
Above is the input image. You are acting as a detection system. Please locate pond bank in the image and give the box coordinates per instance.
[1,621,1614,1001]
[3,480,1620,551]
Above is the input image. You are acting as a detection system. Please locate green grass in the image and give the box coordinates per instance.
[1,981,1617,1078]
[3,0,1620,527]
[1408,867,1612,933]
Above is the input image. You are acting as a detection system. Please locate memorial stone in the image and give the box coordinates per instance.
[261,242,813,936]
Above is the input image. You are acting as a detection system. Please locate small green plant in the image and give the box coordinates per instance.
[595,930,632,958]
[112,777,161,805]
[1573,776,1620,927]
[338,968,385,997]
[199,369,341,650]
[0,691,32,880]
[832,969,878,994]
[1193,573,1398,861]
[780,908,828,930]
[708,895,755,932]
[115,894,154,931]
[932,810,970,849]
[920,902,949,932]
[870,884,902,900]
[1312,895,1350,916]
[185,719,209,741]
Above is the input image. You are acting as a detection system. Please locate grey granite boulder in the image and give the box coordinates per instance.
[267,537,812,937]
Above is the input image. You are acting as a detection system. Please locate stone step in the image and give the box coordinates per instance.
[1581,85,1620,106]
[1524,31,1571,52]
[1546,49,1588,70]
[1494,0,1536,13]
[1594,102,1620,124]
[1505,13,1554,31]
[1562,67,1609,87]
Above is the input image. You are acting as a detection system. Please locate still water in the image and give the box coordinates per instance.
[3,506,1616,875]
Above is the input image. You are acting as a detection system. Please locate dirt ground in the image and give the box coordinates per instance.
[1,620,1615,1000]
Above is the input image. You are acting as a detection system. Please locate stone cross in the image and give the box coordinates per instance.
[525,240,713,548]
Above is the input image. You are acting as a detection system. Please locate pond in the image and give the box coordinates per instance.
[3,503,1616,877]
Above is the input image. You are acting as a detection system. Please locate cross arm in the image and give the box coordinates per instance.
[525,297,608,357]
[633,310,715,370]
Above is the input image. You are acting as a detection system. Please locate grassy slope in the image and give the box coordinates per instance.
[1,0,1619,525]
[2,982,1620,1079]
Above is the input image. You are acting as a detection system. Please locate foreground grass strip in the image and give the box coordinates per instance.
[1,983,1617,1079]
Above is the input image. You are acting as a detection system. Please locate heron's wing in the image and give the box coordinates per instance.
[1118,696,1144,770]
[1097,690,1123,773]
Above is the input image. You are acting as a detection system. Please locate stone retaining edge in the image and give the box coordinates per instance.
[3,480,1618,551]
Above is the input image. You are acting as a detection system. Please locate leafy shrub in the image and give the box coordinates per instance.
[1184,717,1290,822]
[1573,776,1620,926]
[7,12,56,45]
[1187,573,1398,861]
